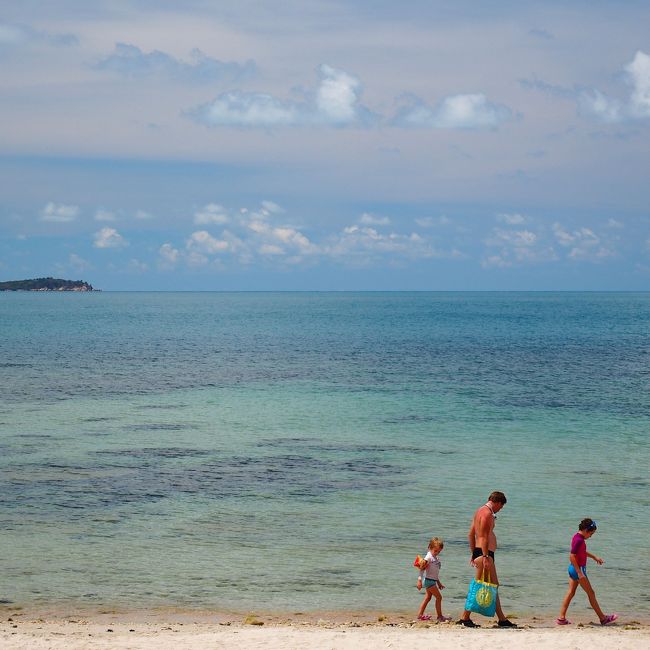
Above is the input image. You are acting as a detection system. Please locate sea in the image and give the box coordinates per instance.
[1,292,649,617]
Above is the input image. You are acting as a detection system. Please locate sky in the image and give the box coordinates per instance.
[1,0,650,290]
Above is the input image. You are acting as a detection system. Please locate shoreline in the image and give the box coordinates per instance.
[4,603,650,625]
[2,609,648,650]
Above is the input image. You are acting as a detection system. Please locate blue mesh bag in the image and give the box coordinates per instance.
[464,570,498,617]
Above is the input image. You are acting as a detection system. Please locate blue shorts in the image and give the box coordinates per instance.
[424,578,439,589]
[568,565,587,580]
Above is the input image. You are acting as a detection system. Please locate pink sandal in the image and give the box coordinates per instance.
[417,614,433,621]
[556,617,571,625]
[600,614,618,626]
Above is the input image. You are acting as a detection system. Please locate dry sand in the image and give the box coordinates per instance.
[2,609,648,649]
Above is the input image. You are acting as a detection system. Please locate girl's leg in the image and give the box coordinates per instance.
[559,578,578,619]
[427,585,443,617]
[578,576,606,621]
[417,590,432,618]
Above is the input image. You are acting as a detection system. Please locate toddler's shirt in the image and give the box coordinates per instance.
[418,551,441,581]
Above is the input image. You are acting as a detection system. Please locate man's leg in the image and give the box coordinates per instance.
[487,560,506,621]
[459,557,486,622]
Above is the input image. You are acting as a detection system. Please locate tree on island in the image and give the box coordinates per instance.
[0,277,97,291]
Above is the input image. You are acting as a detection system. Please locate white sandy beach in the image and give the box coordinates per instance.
[2,611,648,649]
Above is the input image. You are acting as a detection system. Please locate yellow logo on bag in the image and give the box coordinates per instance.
[476,586,494,607]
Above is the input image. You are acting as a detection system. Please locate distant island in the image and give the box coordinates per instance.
[0,277,98,292]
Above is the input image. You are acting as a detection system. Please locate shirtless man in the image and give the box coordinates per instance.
[457,491,517,628]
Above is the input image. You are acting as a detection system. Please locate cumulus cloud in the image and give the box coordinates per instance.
[155,200,466,269]
[488,228,537,247]
[94,43,255,83]
[158,243,180,270]
[581,50,650,123]
[194,203,229,225]
[261,200,284,214]
[359,213,390,226]
[497,212,527,225]
[394,93,512,129]
[41,202,79,222]
[189,64,373,128]
[552,223,615,260]
[187,230,231,254]
[325,225,449,264]
[94,227,127,249]
[483,226,557,267]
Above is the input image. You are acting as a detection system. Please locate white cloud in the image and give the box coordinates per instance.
[552,223,615,260]
[261,200,284,214]
[191,90,300,127]
[158,243,180,269]
[360,212,390,226]
[154,203,469,270]
[580,89,623,123]
[94,209,116,222]
[41,202,79,222]
[187,230,230,254]
[315,64,361,124]
[327,225,439,262]
[190,64,371,128]
[606,218,624,229]
[273,226,314,252]
[627,50,650,118]
[194,203,229,225]
[259,243,285,255]
[135,210,154,220]
[94,227,127,249]
[488,229,537,247]
[484,226,558,267]
[581,50,650,123]
[396,93,512,129]
[497,212,527,225]
[94,43,255,84]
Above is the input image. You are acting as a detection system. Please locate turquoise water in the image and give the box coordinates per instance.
[1,292,649,616]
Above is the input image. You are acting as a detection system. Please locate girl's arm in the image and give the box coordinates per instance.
[587,551,604,565]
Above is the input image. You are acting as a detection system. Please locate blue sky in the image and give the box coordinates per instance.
[1,1,650,290]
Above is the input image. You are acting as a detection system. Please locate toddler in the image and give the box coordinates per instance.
[416,537,451,622]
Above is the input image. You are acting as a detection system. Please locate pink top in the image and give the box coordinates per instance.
[570,532,587,566]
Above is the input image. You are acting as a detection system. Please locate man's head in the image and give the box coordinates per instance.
[488,491,507,513]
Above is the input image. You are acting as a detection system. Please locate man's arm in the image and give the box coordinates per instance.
[468,521,476,554]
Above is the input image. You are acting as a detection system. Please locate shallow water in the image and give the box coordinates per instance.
[1,292,649,615]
